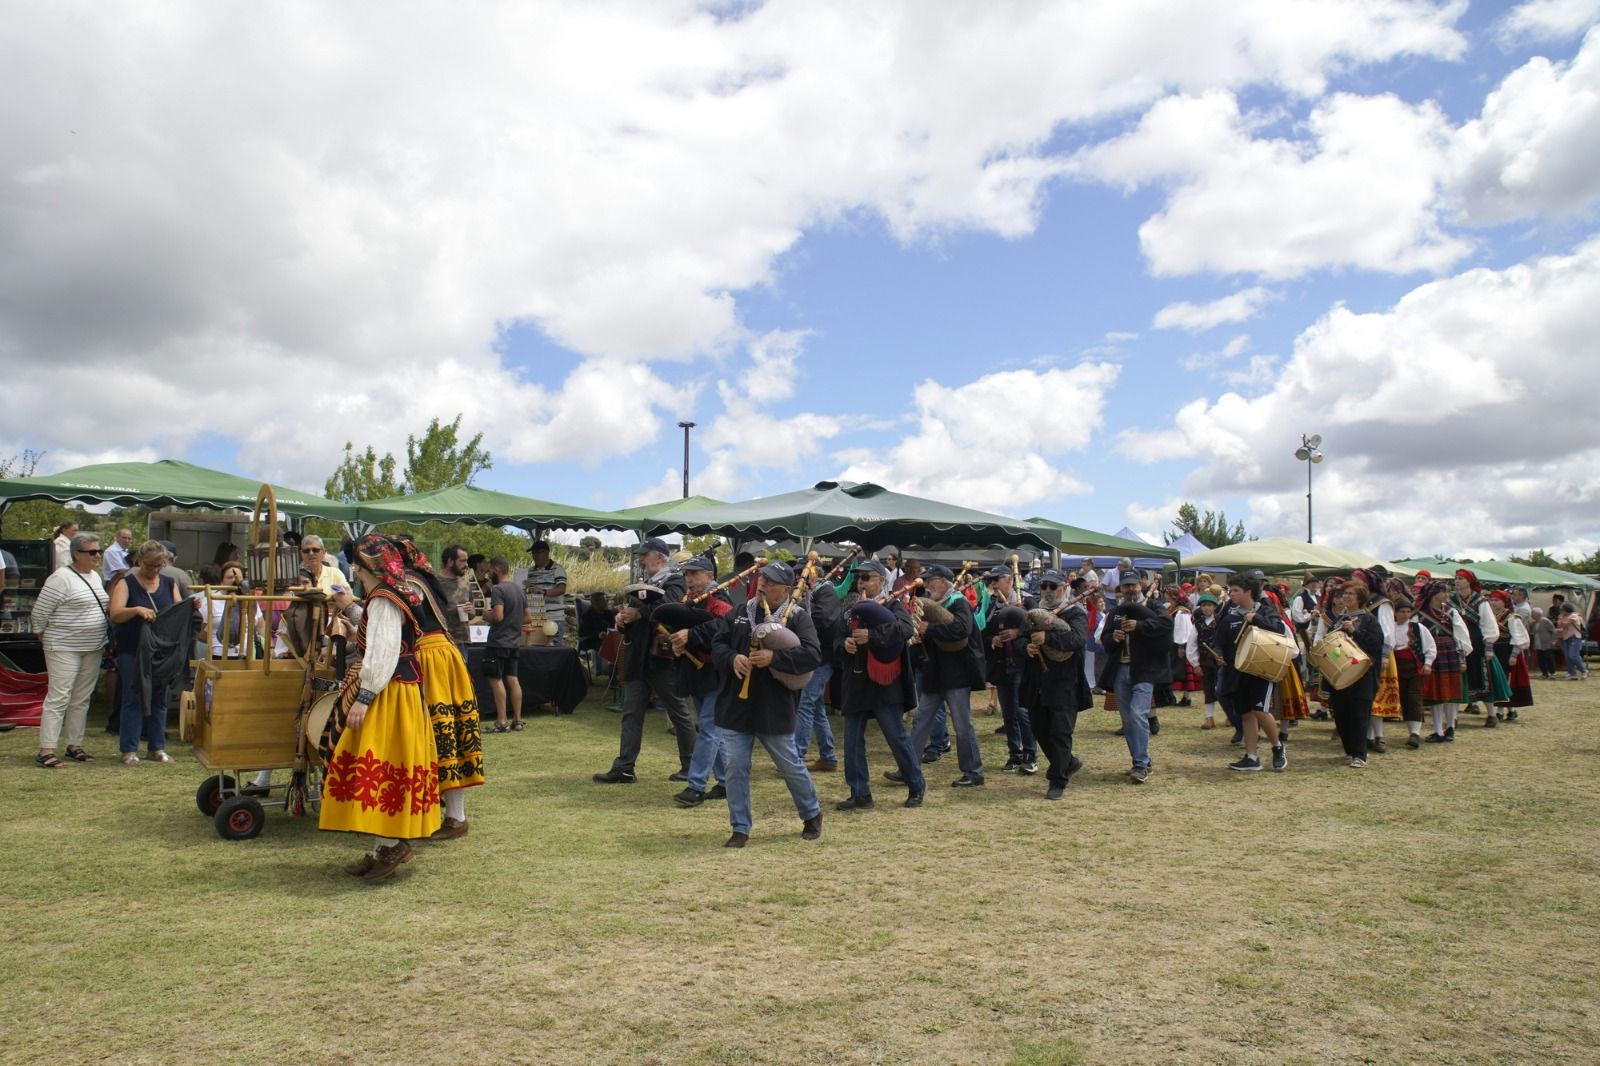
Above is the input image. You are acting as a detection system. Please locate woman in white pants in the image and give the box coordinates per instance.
[30,532,110,768]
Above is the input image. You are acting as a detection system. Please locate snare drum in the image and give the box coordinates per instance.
[1234,626,1298,683]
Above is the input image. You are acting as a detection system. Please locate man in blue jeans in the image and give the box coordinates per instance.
[793,572,842,771]
[1096,571,1173,783]
[897,564,986,788]
[695,561,824,848]
[671,556,730,807]
[834,560,925,811]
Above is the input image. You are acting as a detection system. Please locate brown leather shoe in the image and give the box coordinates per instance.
[807,759,837,772]
[343,854,376,877]
[428,817,469,842]
[801,813,822,840]
[360,840,414,882]
[723,832,749,848]
[1200,718,1216,730]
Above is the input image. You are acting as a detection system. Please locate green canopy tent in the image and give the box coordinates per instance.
[644,481,1057,553]
[610,495,725,534]
[1025,517,1181,564]
[1173,538,1420,577]
[0,458,359,522]
[355,484,628,532]
[1393,557,1600,591]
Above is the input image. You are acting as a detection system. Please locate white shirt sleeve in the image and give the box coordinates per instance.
[1289,595,1312,625]
[1478,601,1499,643]
[1377,602,1395,656]
[1171,611,1193,646]
[1416,622,1437,666]
[1508,615,1529,653]
[1311,616,1327,645]
[357,597,403,696]
[1450,610,1472,650]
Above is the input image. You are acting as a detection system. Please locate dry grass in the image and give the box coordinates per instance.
[2,677,1597,1065]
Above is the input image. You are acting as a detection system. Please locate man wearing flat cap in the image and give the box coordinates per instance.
[696,560,824,847]
[834,559,925,810]
[1096,568,1172,784]
[669,555,731,808]
[981,564,1037,774]
[593,538,696,784]
[1022,570,1091,799]
[898,564,987,789]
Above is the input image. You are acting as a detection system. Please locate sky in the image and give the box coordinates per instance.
[2,0,1599,559]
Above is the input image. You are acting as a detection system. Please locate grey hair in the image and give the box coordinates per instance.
[300,534,324,550]
[134,539,168,565]
[70,532,100,552]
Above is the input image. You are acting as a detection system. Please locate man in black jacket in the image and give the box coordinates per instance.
[982,565,1037,773]
[702,561,823,847]
[1097,571,1172,783]
[835,560,924,810]
[1022,571,1092,799]
[1216,573,1289,772]
[900,565,987,788]
[593,538,696,784]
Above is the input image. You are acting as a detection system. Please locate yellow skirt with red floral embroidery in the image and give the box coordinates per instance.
[319,679,441,839]
[1273,666,1311,720]
[1372,652,1402,720]
[416,632,485,792]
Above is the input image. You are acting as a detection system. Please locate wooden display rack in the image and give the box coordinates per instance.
[184,485,337,840]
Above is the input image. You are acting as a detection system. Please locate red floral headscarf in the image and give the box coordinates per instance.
[1455,568,1480,593]
[1384,576,1414,607]
[350,533,423,610]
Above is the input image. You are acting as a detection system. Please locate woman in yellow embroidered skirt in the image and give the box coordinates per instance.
[391,538,485,840]
[319,535,441,881]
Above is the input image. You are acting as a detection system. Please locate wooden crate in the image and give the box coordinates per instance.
[190,660,308,771]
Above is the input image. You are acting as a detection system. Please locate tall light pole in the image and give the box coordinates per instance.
[678,421,696,499]
[1294,433,1324,543]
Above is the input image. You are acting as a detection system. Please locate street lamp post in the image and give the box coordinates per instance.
[677,421,696,499]
[1293,433,1324,543]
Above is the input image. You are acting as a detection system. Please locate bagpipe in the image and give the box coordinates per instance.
[1024,606,1077,665]
[738,551,821,699]
[846,578,922,684]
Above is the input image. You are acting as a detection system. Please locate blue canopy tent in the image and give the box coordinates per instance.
[1059,526,1173,571]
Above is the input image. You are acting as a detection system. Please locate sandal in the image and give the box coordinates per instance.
[489,723,508,733]
[147,751,176,764]
[35,753,68,770]
[64,747,95,762]
[510,720,525,732]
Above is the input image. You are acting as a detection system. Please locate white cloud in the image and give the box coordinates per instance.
[838,361,1119,513]
[1154,287,1278,331]
[0,1,1469,487]
[1118,235,1600,556]
[1497,0,1600,44]
[1449,27,1600,225]
[1071,91,1470,278]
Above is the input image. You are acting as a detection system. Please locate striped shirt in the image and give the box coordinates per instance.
[31,566,110,652]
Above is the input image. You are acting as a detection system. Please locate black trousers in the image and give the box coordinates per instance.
[1328,686,1372,759]
[612,660,694,773]
[1032,703,1079,786]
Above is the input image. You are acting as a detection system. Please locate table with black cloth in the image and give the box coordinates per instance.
[463,644,588,715]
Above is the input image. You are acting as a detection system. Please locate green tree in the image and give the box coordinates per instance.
[323,444,401,504]
[1510,549,1560,568]
[403,415,492,493]
[1164,501,1250,549]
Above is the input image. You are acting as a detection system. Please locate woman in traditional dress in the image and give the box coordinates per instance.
[1351,568,1402,752]
[1417,581,1471,743]
[393,537,486,840]
[1324,582,1385,768]
[1165,586,1202,712]
[1194,593,1223,729]
[1385,579,1435,748]
[319,534,442,882]
[1452,569,1505,724]
[1488,590,1532,721]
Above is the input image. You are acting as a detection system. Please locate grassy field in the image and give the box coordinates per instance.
[3,675,1597,1065]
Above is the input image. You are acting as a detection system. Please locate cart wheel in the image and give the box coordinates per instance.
[195,775,238,817]
[214,795,265,840]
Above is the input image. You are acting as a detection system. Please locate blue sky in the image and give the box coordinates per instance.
[4,1,1598,557]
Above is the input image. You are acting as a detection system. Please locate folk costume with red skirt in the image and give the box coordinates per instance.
[318,541,441,841]
[1416,582,1467,706]
[1351,571,1402,721]
[1489,593,1534,712]
[1452,570,1501,706]
[1168,603,1203,693]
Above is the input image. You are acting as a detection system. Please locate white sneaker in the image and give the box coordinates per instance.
[1348,757,1367,769]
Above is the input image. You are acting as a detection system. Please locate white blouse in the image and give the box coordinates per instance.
[357,596,403,696]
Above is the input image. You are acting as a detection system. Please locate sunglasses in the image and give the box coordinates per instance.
[75,548,103,556]
[300,547,323,555]
[1040,583,1061,590]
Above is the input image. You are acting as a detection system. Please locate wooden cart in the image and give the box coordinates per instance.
[184,485,338,840]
